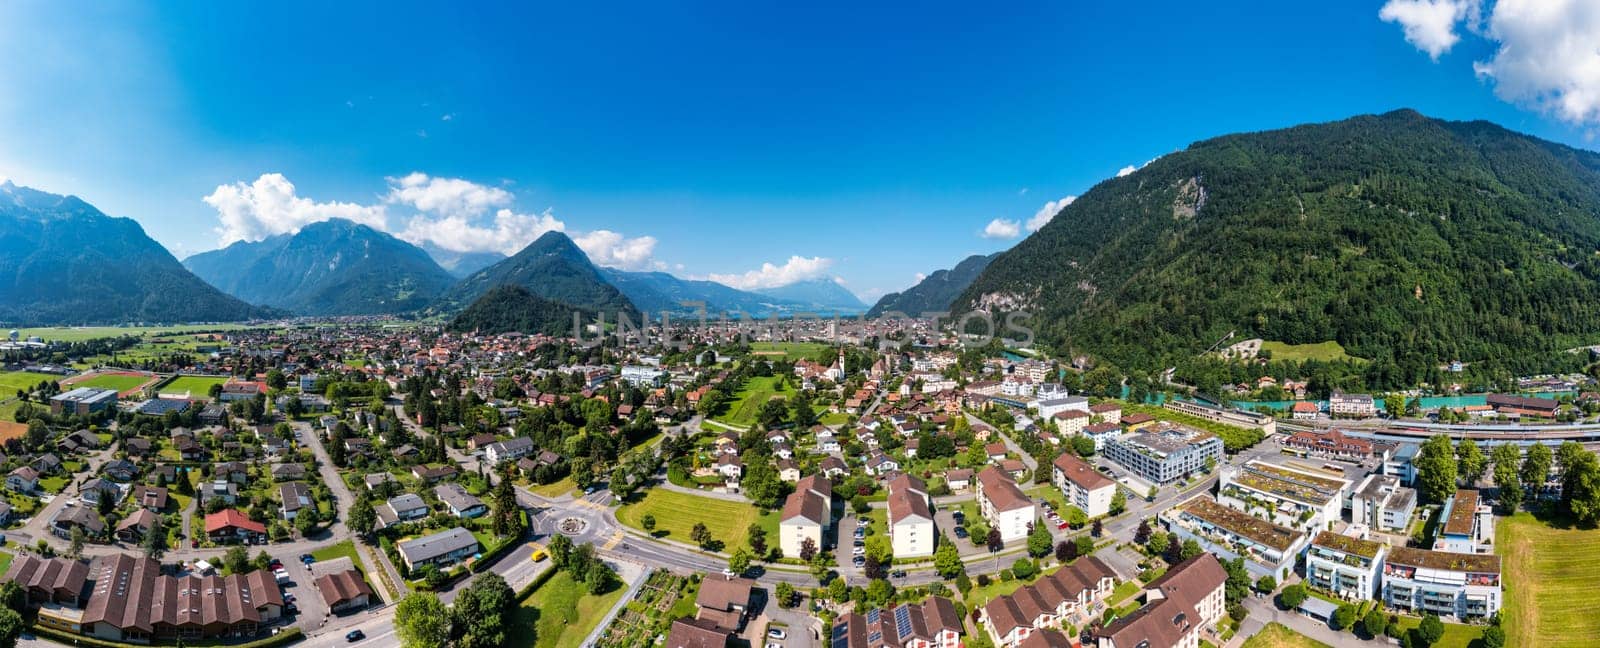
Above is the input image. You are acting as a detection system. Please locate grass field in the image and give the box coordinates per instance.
[311,540,362,568]
[527,476,578,498]
[507,570,626,648]
[160,375,228,396]
[1258,341,1360,363]
[1388,616,1482,648]
[1240,623,1330,648]
[616,489,779,550]
[0,372,61,393]
[1498,511,1600,648]
[748,341,831,359]
[714,375,795,427]
[13,325,258,343]
[72,373,153,393]
[0,550,13,578]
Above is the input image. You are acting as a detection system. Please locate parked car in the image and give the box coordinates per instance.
[954,527,968,538]
[852,546,865,556]
[768,628,787,640]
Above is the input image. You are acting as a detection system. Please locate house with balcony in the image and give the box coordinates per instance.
[1164,496,1306,579]
[978,557,1118,647]
[976,466,1034,544]
[1051,452,1117,519]
[1350,474,1417,533]
[1434,489,1491,554]
[1304,531,1387,601]
[1217,461,1349,533]
[1381,547,1501,620]
[1102,423,1222,485]
[886,474,935,559]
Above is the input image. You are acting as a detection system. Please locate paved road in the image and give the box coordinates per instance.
[969,412,1037,471]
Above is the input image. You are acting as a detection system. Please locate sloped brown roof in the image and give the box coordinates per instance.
[314,569,374,608]
[977,466,1032,512]
[1052,452,1114,491]
[665,617,731,648]
[696,574,754,614]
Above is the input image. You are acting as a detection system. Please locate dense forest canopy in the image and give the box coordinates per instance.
[958,110,1600,384]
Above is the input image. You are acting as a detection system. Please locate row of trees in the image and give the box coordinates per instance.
[395,573,517,648]
[1414,434,1600,524]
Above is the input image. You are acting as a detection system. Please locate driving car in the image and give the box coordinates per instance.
[346,629,365,642]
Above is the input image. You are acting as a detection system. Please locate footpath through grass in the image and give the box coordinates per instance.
[1498,511,1600,648]
[615,488,778,550]
[507,570,626,648]
[1239,623,1330,648]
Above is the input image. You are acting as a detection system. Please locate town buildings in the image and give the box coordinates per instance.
[1350,474,1417,533]
[1094,554,1227,648]
[1381,547,1501,619]
[1051,452,1117,518]
[395,527,480,571]
[834,597,963,648]
[978,557,1118,647]
[1304,531,1387,601]
[1217,461,1350,532]
[1103,424,1223,485]
[975,466,1035,543]
[49,387,117,416]
[1434,489,1490,554]
[1329,391,1376,418]
[1164,497,1306,579]
[779,475,832,558]
[885,474,936,558]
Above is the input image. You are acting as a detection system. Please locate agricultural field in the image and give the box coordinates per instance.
[1497,512,1600,648]
[748,341,830,359]
[507,570,627,648]
[69,372,154,393]
[13,324,259,343]
[591,570,698,648]
[159,375,229,397]
[0,371,61,393]
[1239,623,1330,648]
[713,375,796,427]
[615,488,779,550]
[1258,341,1361,363]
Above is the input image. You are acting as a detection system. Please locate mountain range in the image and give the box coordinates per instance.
[867,253,996,317]
[0,181,276,324]
[957,109,1600,375]
[603,269,866,316]
[183,219,457,316]
[752,278,866,314]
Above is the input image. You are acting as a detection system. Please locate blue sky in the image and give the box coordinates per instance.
[2,1,1597,301]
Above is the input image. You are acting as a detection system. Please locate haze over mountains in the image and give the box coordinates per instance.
[867,253,997,318]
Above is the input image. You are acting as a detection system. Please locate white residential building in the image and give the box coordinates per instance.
[779,475,832,558]
[1051,452,1117,518]
[976,466,1035,543]
[886,474,936,558]
[1217,460,1350,533]
[1305,531,1386,601]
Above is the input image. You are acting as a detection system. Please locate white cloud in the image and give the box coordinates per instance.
[1025,195,1077,232]
[573,229,662,271]
[203,173,388,246]
[1116,165,1137,178]
[913,272,927,282]
[1472,0,1600,126]
[397,207,567,257]
[1380,0,1478,60]
[707,256,834,290]
[982,218,1021,239]
[385,172,512,219]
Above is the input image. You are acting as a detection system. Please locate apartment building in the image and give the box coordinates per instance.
[1382,547,1501,620]
[1217,461,1350,532]
[1051,452,1117,518]
[979,556,1118,647]
[780,475,832,558]
[1103,424,1223,485]
[1434,489,1490,554]
[1094,554,1227,648]
[886,474,936,558]
[976,466,1035,543]
[1082,422,1123,452]
[1304,531,1387,601]
[1164,497,1306,579]
[1350,474,1417,533]
[1329,391,1376,418]
[50,387,117,416]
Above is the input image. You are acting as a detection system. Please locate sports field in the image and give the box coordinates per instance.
[615,489,779,549]
[713,375,795,427]
[69,372,154,393]
[1497,512,1600,648]
[0,371,60,393]
[161,375,229,396]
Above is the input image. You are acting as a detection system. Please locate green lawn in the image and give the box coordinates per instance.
[527,476,578,498]
[75,374,151,392]
[311,540,361,568]
[1239,623,1330,648]
[0,549,14,576]
[38,476,68,493]
[161,376,229,397]
[508,570,627,648]
[748,342,831,359]
[616,489,779,550]
[1258,341,1360,363]
[14,325,256,343]
[818,411,850,426]
[1498,511,1600,648]
[1389,616,1483,648]
[0,372,60,393]
[714,375,796,427]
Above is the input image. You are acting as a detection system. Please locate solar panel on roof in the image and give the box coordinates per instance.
[866,608,880,624]
[894,606,913,638]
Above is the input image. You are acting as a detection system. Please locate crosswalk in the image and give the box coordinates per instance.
[601,530,625,550]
